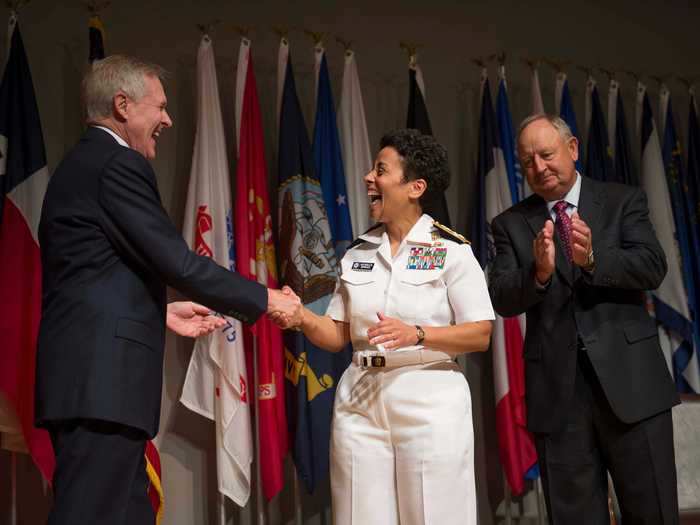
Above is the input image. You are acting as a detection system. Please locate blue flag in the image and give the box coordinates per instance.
[559,78,584,173]
[277,56,350,493]
[496,71,521,205]
[406,65,452,227]
[585,84,614,182]
[660,91,700,392]
[687,94,700,246]
[612,85,637,186]
[313,52,353,257]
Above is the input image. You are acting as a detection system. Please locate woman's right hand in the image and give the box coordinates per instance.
[269,285,304,330]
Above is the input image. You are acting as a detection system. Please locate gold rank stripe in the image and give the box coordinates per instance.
[433,220,470,245]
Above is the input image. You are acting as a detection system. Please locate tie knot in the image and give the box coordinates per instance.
[553,200,568,214]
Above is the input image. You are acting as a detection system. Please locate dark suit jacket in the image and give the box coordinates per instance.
[489,175,679,433]
[35,127,267,437]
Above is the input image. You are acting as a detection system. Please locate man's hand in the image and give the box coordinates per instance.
[166,301,225,338]
[267,286,302,329]
[366,312,418,350]
[533,219,556,284]
[571,211,593,268]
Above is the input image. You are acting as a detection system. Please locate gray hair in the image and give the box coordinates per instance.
[82,55,166,121]
[517,113,574,144]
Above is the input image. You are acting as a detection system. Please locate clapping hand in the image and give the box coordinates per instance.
[166,301,225,338]
[533,219,555,284]
[267,286,303,330]
[367,312,418,350]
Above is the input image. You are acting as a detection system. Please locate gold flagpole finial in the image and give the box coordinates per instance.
[543,58,570,73]
[273,26,289,43]
[231,25,251,38]
[521,57,541,70]
[196,19,220,37]
[489,51,506,66]
[650,74,669,88]
[577,64,594,78]
[7,0,30,13]
[471,56,487,69]
[600,67,615,82]
[336,36,352,52]
[399,40,420,65]
[303,29,325,46]
[623,70,640,83]
[84,0,109,15]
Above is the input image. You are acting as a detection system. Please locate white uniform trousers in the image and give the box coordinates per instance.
[330,359,476,525]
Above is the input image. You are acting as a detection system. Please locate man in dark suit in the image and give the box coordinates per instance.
[489,114,680,524]
[35,55,298,525]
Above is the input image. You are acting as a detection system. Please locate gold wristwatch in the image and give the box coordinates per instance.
[415,325,425,345]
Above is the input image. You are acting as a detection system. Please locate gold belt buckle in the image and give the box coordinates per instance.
[360,354,386,368]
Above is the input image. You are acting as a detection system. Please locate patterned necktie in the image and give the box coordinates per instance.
[553,200,573,262]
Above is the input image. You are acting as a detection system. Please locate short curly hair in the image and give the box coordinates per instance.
[379,129,450,211]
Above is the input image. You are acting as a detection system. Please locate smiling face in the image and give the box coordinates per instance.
[121,75,172,159]
[518,118,578,201]
[364,146,425,223]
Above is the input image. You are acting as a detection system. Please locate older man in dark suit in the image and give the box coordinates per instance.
[489,114,680,524]
[36,55,298,525]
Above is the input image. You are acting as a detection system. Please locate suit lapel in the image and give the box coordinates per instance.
[577,176,603,243]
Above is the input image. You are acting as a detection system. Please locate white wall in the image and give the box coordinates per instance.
[1,1,698,523]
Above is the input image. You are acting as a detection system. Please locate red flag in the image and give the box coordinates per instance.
[145,441,164,524]
[234,39,288,501]
[0,16,54,483]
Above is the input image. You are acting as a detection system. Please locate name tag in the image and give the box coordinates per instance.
[406,247,447,270]
[352,261,374,272]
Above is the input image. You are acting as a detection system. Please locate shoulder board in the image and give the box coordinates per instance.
[433,220,470,245]
[347,223,383,250]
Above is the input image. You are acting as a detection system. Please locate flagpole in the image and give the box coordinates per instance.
[293,466,302,525]
[11,451,17,525]
[535,476,547,525]
[503,472,512,525]
[218,493,225,525]
[253,335,266,525]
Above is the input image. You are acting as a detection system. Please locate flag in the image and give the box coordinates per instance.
[277,40,348,493]
[556,72,584,172]
[496,65,521,205]
[584,76,614,182]
[233,37,288,501]
[88,14,105,62]
[687,89,700,255]
[607,80,637,186]
[313,45,353,257]
[338,48,372,238]
[473,69,537,496]
[660,85,700,392]
[522,64,545,198]
[637,82,699,393]
[530,65,545,115]
[180,34,253,505]
[0,15,54,483]
[406,56,452,227]
[145,440,164,525]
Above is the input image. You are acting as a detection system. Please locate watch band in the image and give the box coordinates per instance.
[415,325,425,345]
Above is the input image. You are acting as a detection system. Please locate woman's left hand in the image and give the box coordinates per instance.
[367,312,419,350]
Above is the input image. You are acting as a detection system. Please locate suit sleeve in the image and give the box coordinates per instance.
[488,213,546,318]
[582,187,667,290]
[98,148,267,324]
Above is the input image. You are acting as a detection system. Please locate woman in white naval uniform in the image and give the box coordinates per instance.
[277,129,494,525]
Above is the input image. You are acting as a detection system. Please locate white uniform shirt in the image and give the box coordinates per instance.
[326,214,495,352]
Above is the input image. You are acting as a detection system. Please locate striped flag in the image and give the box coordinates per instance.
[474,69,536,496]
[637,82,699,393]
[496,64,521,204]
[313,44,353,256]
[406,55,452,227]
[233,37,288,501]
[0,14,54,483]
[659,84,700,392]
[338,48,372,238]
[180,34,253,505]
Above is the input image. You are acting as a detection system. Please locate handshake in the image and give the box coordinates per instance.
[267,286,304,330]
